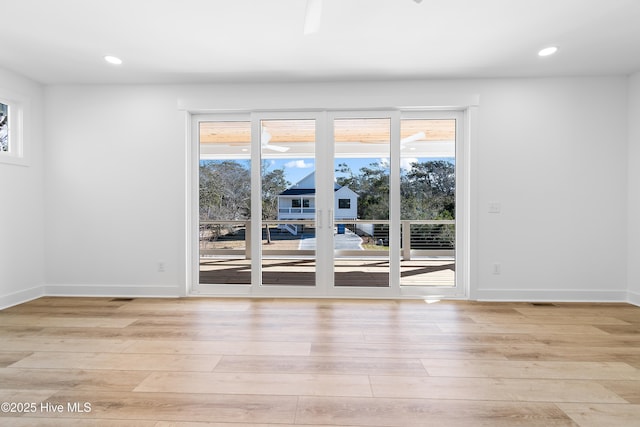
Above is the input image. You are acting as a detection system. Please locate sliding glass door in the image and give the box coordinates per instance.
[193,110,465,298]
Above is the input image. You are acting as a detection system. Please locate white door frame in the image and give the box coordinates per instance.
[189,109,470,299]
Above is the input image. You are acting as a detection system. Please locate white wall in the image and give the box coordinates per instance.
[473,78,628,301]
[0,67,45,308]
[628,72,640,304]
[43,86,186,296]
[43,77,630,301]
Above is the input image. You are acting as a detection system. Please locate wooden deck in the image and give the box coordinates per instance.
[1,297,639,426]
[200,257,455,287]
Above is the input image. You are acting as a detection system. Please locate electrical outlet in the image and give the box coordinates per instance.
[492,263,501,275]
[157,261,166,273]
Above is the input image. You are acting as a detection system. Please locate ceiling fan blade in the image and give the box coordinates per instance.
[304,0,322,35]
[261,126,289,152]
[401,131,426,145]
[261,127,272,145]
[264,144,290,153]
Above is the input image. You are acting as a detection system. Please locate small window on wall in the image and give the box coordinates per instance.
[292,199,301,208]
[0,93,26,166]
[338,198,350,209]
[0,102,8,153]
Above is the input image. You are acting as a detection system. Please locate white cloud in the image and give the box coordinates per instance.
[376,157,418,170]
[401,157,419,170]
[285,160,313,169]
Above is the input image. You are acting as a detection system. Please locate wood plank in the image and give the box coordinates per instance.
[296,396,576,427]
[310,341,512,360]
[363,332,537,345]
[0,368,151,391]
[0,337,132,353]
[437,323,610,335]
[122,339,311,357]
[557,403,640,427]
[0,388,58,403]
[0,315,137,328]
[421,359,640,380]
[214,355,427,376]
[596,380,640,404]
[134,372,373,397]
[369,376,627,403]
[35,325,365,344]
[9,352,220,372]
[468,314,631,325]
[0,352,32,368]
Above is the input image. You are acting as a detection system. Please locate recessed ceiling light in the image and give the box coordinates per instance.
[104,55,123,65]
[538,46,558,57]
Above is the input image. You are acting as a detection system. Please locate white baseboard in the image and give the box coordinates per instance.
[44,284,182,298]
[474,288,629,303]
[0,285,44,310]
[3,285,639,308]
[628,290,640,307]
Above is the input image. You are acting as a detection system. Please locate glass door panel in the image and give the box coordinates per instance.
[260,119,316,286]
[198,120,252,285]
[333,118,391,288]
[400,119,456,287]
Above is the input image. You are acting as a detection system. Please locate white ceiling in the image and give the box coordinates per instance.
[1,0,639,85]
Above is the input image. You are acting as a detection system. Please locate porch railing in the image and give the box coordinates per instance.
[199,219,455,260]
[278,208,316,214]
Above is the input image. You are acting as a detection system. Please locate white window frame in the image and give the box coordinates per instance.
[0,89,28,166]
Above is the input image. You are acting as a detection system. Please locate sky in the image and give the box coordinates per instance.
[268,157,455,185]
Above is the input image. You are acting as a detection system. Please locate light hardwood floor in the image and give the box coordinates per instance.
[1,297,639,426]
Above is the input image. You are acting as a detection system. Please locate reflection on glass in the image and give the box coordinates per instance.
[199,121,251,285]
[334,118,390,287]
[260,119,316,286]
[400,119,456,287]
